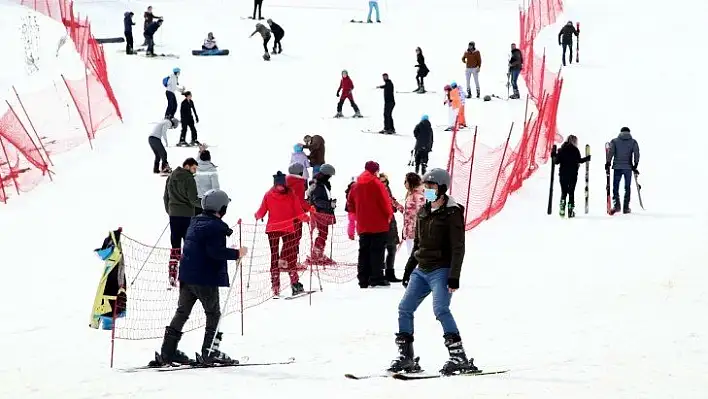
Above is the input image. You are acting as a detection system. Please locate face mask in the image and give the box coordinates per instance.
[423,188,437,202]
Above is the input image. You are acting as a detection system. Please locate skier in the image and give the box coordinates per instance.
[143,17,163,57]
[286,163,311,266]
[508,43,523,99]
[442,85,456,131]
[414,47,429,93]
[302,134,325,175]
[255,171,308,297]
[123,11,135,54]
[251,0,264,20]
[194,147,220,215]
[558,21,579,66]
[450,82,467,128]
[378,172,402,283]
[163,157,201,287]
[164,67,183,119]
[347,161,392,288]
[413,115,433,174]
[148,117,179,174]
[605,127,640,214]
[390,168,477,376]
[153,188,246,366]
[308,164,337,264]
[335,70,363,118]
[266,19,284,54]
[290,144,311,181]
[376,73,395,134]
[142,6,161,46]
[552,135,590,218]
[249,23,271,60]
[202,32,218,50]
[367,0,381,23]
[178,91,199,146]
[395,172,425,256]
[461,41,482,99]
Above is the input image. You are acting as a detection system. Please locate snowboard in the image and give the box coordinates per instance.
[634,171,644,210]
[547,145,557,215]
[584,144,590,214]
[96,37,125,44]
[192,49,230,56]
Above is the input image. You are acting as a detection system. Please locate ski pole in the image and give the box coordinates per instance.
[206,257,243,357]
[129,221,170,286]
[245,220,258,289]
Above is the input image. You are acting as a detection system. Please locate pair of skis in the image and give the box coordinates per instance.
[547,144,590,216]
[604,142,644,215]
[120,355,296,373]
[345,369,509,380]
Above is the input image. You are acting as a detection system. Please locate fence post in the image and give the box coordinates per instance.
[485,122,514,220]
[61,74,93,149]
[11,87,53,167]
[238,219,244,336]
[0,135,20,195]
[84,67,95,139]
[463,127,478,227]
[5,101,51,180]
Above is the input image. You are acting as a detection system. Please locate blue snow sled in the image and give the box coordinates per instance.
[192,49,229,56]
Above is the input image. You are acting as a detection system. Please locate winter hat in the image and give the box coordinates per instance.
[293,143,303,153]
[365,161,380,174]
[620,127,630,133]
[421,114,429,121]
[450,81,458,89]
[173,67,181,74]
[288,163,304,176]
[273,171,286,186]
[341,69,348,75]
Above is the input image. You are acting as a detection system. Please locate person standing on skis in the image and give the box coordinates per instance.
[376,73,395,134]
[335,70,362,118]
[413,115,433,175]
[414,47,429,93]
[605,127,640,214]
[461,41,481,99]
[552,134,590,218]
[164,67,184,118]
[178,91,199,147]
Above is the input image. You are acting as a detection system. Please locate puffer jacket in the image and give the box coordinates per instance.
[606,131,640,170]
[179,213,240,287]
[304,135,325,166]
[195,160,219,198]
[398,186,425,240]
[384,184,400,246]
[255,186,306,233]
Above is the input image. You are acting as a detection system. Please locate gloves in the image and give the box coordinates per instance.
[604,163,610,173]
[336,91,341,97]
[632,166,639,174]
[585,154,591,162]
[447,278,460,290]
[402,275,410,288]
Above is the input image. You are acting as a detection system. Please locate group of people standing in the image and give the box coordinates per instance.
[122,6,163,56]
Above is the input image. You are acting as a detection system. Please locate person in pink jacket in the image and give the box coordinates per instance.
[395,172,425,255]
[345,177,356,239]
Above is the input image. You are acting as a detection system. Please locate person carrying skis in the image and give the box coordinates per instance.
[164,67,184,118]
[335,70,362,118]
[194,147,220,215]
[178,91,199,146]
[202,32,218,50]
[249,23,271,59]
[308,164,337,264]
[266,19,284,54]
[558,21,579,66]
[142,6,161,46]
[376,73,395,134]
[461,41,482,99]
[414,47,429,93]
[152,189,246,367]
[143,17,163,57]
[413,114,433,174]
[508,43,523,99]
[148,117,179,174]
[290,144,311,181]
[378,172,402,283]
[605,127,640,214]
[553,134,590,218]
[302,134,325,175]
[395,172,425,256]
[123,11,135,54]
[390,168,478,376]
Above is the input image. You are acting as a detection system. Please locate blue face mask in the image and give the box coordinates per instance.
[423,188,437,202]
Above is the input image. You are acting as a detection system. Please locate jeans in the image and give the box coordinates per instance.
[398,268,458,335]
[465,67,480,94]
[510,69,520,93]
[612,169,632,205]
[148,136,168,172]
[165,91,177,118]
[367,1,380,22]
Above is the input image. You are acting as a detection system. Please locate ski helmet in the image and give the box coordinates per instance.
[421,114,429,121]
[201,189,231,214]
[173,67,181,74]
[319,164,336,176]
[483,95,491,101]
[422,168,451,196]
[170,117,180,128]
[288,163,304,176]
[450,81,458,89]
[293,143,303,153]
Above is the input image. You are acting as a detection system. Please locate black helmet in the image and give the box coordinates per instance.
[201,189,231,214]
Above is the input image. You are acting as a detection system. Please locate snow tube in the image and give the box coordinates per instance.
[192,49,230,56]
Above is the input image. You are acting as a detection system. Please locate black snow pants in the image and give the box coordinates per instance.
[125,32,134,53]
[180,119,197,142]
[383,101,395,132]
[562,42,573,66]
[262,36,270,54]
[414,149,429,175]
[148,136,168,173]
[165,91,177,118]
[357,232,387,287]
[273,33,283,53]
[169,216,192,249]
[169,283,221,335]
[559,174,578,206]
[252,0,263,19]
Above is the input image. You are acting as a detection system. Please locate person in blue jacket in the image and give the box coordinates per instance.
[123,11,135,54]
[153,189,248,366]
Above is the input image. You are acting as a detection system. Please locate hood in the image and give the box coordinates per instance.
[617,131,633,140]
[173,166,193,179]
[268,185,289,196]
[286,174,306,187]
[356,170,379,184]
[445,195,459,208]
[124,12,132,18]
[197,160,217,172]
[418,120,431,129]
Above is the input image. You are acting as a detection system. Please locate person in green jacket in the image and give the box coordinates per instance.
[163,157,201,287]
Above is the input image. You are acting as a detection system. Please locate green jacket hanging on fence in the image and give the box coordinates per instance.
[163,167,200,217]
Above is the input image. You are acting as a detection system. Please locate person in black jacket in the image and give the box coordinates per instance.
[266,19,284,54]
[508,43,523,99]
[123,12,135,54]
[144,18,163,57]
[558,21,578,66]
[552,134,590,218]
[413,114,433,174]
[142,6,161,46]
[308,164,337,264]
[252,0,264,20]
[178,91,200,147]
[377,73,395,134]
[414,47,429,93]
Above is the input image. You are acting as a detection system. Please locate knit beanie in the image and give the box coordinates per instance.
[273,171,286,186]
[364,161,380,174]
[288,163,304,176]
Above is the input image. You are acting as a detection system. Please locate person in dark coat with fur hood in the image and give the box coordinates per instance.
[413,115,434,175]
[307,163,337,264]
[378,172,402,282]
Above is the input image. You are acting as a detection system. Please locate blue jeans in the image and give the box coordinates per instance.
[612,169,632,204]
[367,1,380,22]
[510,69,520,92]
[398,268,459,335]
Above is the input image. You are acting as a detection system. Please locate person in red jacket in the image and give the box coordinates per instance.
[255,171,308,297]
[335,70,363,118]
[286,163,310,270]
[347,161,393,288]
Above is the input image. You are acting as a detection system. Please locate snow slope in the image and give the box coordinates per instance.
[0,0,706,397]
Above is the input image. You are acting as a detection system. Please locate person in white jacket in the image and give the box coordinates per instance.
[194,147,220,213]
[164,67,184,119]
[149,117,179,173]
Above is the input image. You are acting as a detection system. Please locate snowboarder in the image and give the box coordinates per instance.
[414,47,429,93]
[249,23,271,60]
[252,0,264,20]
[255,171,308,297]
[164,67,183,119]
[148,117,178,174]
[376,73,395,134]
[308,164,337,264]
[290,144,310,181]
[367,0,381,23]
[143,17,163,57]
[142,6,161,46]
[163,157,201,287]
[153,188,246,366]
[202,32,218,50]
[391,168,478,376]
[178,91,199,146]
[378,172,402,283]
[123,11,135,54]
[347,161,392,288]
[605,127,640,214]
[461,41,481,99]
[194,147,220,215]
[552,134,590,218]
[413,115,433,174]
[266,19,284,54]
[508,43,523,99]
[558,21,579,66]
[302,134,325,175]
[335,70,362,118]
[395,172,425,256]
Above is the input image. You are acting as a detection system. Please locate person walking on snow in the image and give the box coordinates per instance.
[149,117,178,174]
[461,41,482,99]
[379,172,402,283]
[395,172,425,256]
[164,67,184,119]
[389,168,478,376]
[367,0,381,23]
[605,127,640,214]
[289,144,310,181]
[508,43,523,99]
[558,21,578,66]
[335,70,363,118]
[194,147,220,215]
[308,164,338,264]
[123,11,135,54]
[249,23,271,59]
[377,73,396,134]
[302,134,325,175]
[413,115,434,174]
[152,189,246,367]
[552,135,590,218]
[266,19,284,54]
[414,47,430,93]
[178,91,199,146]
[255,171,308,297]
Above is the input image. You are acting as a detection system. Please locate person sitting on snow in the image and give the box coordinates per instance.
[202,32,218,50]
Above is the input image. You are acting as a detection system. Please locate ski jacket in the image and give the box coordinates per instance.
[347,170,393,234]
[413,120,434,152]
[269,22,284,39]
[379,79,395,103]
[558,23,578,45]
[144,20,161,36]
[163,167,201,217]
[289,152,311,180]
[123,12,135,34]
[303,135,325,165]
[554,142,589,178]
[404,195,465,287]
[416,53,429,77]
[309,175,336,216]
[399,186,425,240]
[166,73,180,93]
[251,24,271,40]
[194,160,220,198]
[255,186,306,233]
[179,213,240,287]
[180,99,198,122]
[509,49,523,71]
[150,119,172,146]
[383,184,400,245]
[462,49,481,68]
[344,180,355,212]
[285,174,310,212]
[606,131,640,170]
[337,76,354,97]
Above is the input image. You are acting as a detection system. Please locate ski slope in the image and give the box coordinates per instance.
[0,0,706,397]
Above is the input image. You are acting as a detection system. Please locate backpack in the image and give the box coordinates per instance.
[162,76,169,87]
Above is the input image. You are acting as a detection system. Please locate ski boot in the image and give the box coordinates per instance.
[466,89,472,99]
[559,198,566,217]
[623,197,631,214]
[334,112,344,118]
[291,282,305,296]
[567,203,575,218]
[387,333,421,373]
[176,140,189,147]
[352,111,363,118]
[611,199,621,215]
[418,84,426,94]
[476,88,481,99]
[440,333,479,376]
[149,326,194,367]
[201,330,239,365]
[190,140,201,147]
[161,164,172,175]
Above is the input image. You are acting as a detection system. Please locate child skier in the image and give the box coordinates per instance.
[290,144,310,181]
[553,134,590,218]
[249,23,271,60]
[178,91,199,147]
[449,82,467,129]
[345,177,356,240]
[335,70,362,118]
